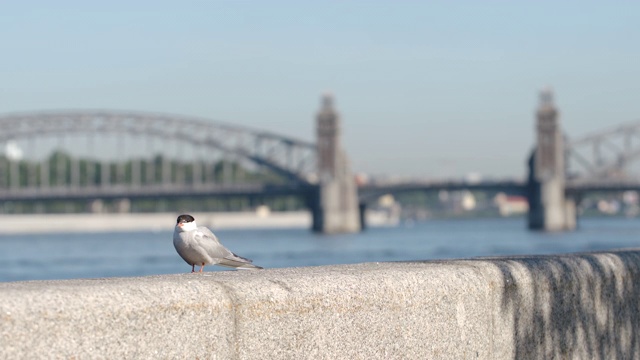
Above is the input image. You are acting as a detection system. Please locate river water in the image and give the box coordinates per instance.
[1,216,639,282]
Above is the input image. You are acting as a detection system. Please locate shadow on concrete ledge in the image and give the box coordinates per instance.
[493,251,640,359]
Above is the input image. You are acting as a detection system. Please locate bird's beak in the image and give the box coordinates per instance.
[177,223,183,228]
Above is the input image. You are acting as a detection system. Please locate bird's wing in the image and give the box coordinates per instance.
[195,226,221,245]
[216,253,263,270]
[193,226,232,259]
[195,227,262,269]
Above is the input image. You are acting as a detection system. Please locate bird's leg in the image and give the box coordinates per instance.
[199,263,205,273]
[191,264,195,273]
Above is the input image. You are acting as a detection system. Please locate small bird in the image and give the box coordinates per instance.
[173,214,263,272]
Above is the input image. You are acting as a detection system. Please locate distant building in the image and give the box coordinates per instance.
[494,193,529,216]
[461,191,476,211]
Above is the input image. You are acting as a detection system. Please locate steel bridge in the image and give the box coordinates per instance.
[1,105,640,229]
[0,110,320,212]
[358,117,640,203]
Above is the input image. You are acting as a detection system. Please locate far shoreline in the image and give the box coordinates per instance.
[0,210,399,235]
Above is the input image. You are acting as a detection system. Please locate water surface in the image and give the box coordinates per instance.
[1,217,639,282]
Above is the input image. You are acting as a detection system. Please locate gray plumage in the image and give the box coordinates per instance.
[173,214,262,272]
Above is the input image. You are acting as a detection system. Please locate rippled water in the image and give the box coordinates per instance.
[1,216,639,282]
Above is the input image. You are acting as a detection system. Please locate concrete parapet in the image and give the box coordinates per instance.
[1,249,639,359]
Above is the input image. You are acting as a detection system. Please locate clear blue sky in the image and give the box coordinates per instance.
[2,1,639,179]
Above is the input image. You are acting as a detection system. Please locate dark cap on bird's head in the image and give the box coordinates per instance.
[176,214,195,224]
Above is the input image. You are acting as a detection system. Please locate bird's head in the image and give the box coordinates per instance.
[176,214,197,232]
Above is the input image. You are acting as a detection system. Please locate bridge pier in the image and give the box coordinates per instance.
[527,89,577,231]
[311,94,361,234]
[359,202,367,231]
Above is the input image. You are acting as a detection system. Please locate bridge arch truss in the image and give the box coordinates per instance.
[565,119,640,182]
[0,110,318,189]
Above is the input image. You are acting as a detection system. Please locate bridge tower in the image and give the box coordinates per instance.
[527,89,576,231]
[311,94,361,233]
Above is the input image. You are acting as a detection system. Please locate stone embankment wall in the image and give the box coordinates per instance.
[1,250,639,359]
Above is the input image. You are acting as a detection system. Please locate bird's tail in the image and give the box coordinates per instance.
[218,253,264,270]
